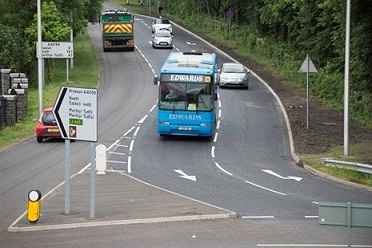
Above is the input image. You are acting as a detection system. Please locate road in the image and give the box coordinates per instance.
[0,2,371,247]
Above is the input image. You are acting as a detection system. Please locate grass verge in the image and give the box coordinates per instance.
[0,31,98,149]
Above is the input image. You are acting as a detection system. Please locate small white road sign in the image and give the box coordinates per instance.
[299,55,317,73]
[37,42,74,59]
[53,86,97,142]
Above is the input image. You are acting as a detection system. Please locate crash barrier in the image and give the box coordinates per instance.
[323,158,372,174]
[0,69,29,129]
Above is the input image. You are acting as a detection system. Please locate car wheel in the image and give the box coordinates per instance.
[36,137,43,143]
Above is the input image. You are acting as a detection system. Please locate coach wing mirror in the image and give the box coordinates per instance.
[154,77,159,85]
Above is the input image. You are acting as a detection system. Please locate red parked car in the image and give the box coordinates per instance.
[35,107,61,143]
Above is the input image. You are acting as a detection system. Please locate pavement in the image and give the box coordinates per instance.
[7,170,236,232]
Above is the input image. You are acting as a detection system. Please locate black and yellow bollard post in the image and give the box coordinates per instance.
[27,190,41,223]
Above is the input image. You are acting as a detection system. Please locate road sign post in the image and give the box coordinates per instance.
[298,55,317,130]
[226,8,234,48]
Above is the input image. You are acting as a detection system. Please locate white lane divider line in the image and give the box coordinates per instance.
[213,132,218,143]
[211,146,215,158]
[242,216,274,219]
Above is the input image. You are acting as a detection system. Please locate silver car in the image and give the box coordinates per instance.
[218,63,250,89]
[152,30,173,49]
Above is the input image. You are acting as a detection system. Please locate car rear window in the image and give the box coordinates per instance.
[42,112,56,125]
[223,64,244,73]
[155,19,170,24]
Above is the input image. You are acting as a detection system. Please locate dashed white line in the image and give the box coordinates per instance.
[149,104,157,112]
[211,146,215,158]
[213,132,218,143]
[305,216,318,219]
[129,140,135,152]
[242,216,274,219]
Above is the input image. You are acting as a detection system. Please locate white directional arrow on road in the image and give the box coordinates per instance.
[186,41,196,46]
[174,170,197,182]
[262,169,302,181]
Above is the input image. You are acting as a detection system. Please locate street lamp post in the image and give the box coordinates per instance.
[344,0,350,156]
[37,0,43,117]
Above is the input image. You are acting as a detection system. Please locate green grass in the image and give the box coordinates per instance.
[0,31,98,149]
[300,144,372,187]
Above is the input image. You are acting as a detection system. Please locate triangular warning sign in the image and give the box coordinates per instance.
[298,55,317,73]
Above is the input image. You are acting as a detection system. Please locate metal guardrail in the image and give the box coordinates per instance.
[323,159,372,174]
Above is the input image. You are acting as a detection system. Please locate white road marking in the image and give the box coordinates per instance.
[262,169,302,181]
[129,140,135,152]
[107,160,127,164]
[149,104,157,112]
[186,41,196,45]
[174,169,197,181]
[214,162,233,176]
[123,126,135,136]
[213,132,218,143]
[116,144,128,148]
[128,156,132,173]
[216,120,221,130]
[108,151,126,155]
[138,115,148,124]
[211,146,215,158]
[134,126,140,137]
[242,216,274,219]
[245,180,287,196]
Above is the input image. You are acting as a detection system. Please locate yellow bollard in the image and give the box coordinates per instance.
[27,190,41,223]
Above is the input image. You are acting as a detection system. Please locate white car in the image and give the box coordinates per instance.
[152,30,173,49]
[151,18,173,34]
[218,63,250,89]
